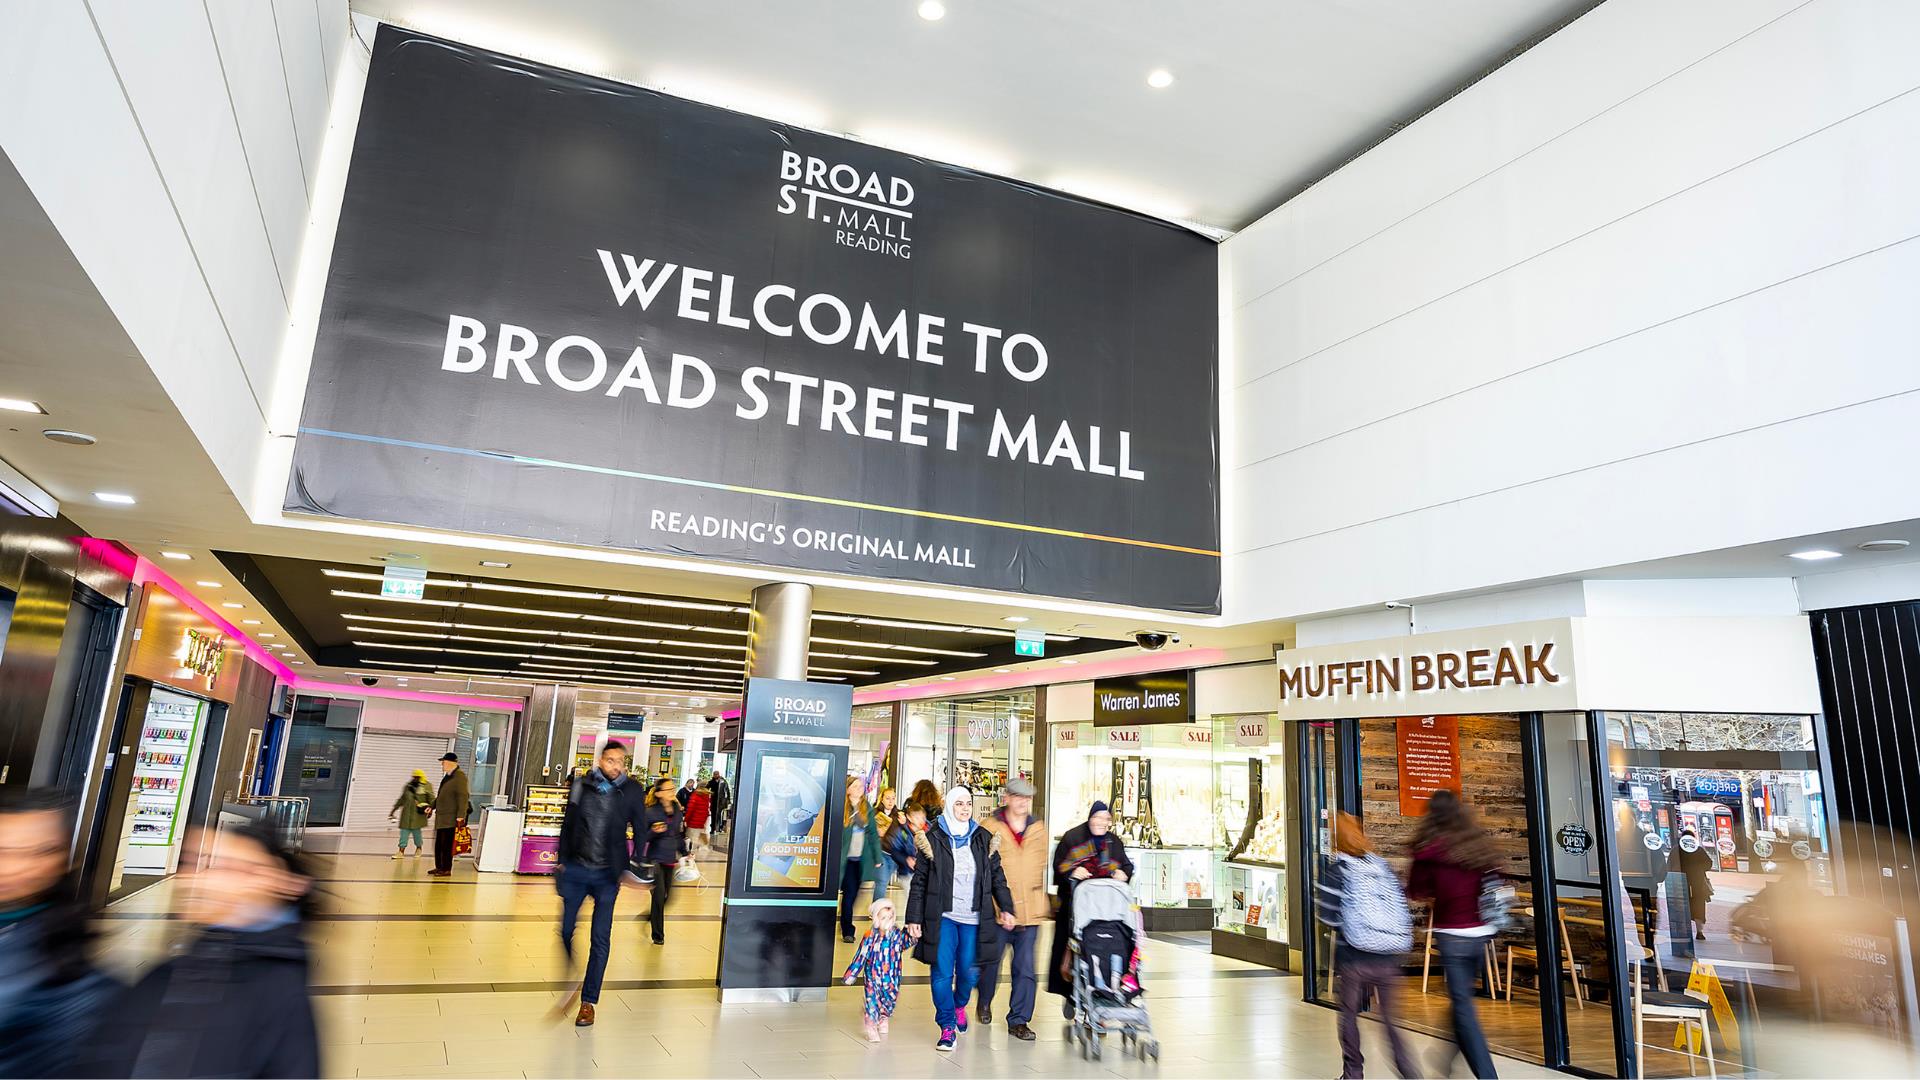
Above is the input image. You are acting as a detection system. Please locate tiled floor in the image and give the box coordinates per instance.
[105,854,1564,1079]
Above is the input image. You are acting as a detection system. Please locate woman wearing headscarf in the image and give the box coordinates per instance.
[1046,800,1133,1012]
[905,786,1015,1052]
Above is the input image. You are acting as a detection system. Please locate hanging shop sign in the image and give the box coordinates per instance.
[1556,824,1592,856]
[1104,725,1144,749]
[286,26,1221,614]
[1232,717,1269,747]
[1273,619,1578,721]
[1053,724,1081,750]
[1093,671,1195,726]
[1394,715,1462,816]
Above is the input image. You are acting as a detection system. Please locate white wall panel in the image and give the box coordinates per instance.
[270,0,329,197]
[1221,0,1920,624]
[206,0,309,292]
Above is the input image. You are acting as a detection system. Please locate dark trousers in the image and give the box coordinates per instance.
[838,858,864,936]
[977,923,1039,1025]
[433,825,456,872]
[1434,934,1499,1078]
[557,864,620,1004]
[1336,951,1417,1079]
[646,862,675,942]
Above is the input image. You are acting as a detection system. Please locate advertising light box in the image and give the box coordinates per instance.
[288,26,1221,613]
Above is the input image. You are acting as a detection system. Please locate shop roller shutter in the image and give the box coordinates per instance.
[341,732,452,834]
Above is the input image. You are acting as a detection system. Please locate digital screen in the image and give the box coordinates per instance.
[749,751,832,889]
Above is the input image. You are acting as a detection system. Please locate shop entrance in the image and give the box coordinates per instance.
[902,689,1035,806]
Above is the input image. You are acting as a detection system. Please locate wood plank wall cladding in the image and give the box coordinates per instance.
[1359,714,1532,875]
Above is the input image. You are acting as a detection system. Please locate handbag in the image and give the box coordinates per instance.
[453,823,474,857]
[632,861,658,886]
[1478,870,1516,931]
[674,858,702,884]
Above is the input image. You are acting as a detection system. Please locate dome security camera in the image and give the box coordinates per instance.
[360,676,380,687]
[1134,631,1180,651]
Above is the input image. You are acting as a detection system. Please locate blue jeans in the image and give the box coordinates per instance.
[871,860,894,905]
[556,863,621,1004]
[397,827,423,849]
[838,859,864,936]
[977,923,1038,1025]
[1434,934,1499,1078]
[931,917,979,1030]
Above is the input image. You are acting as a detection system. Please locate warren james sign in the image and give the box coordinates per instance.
[1093,671,1195,726]
[1274,620,1581,722]
[287,26,1221,613]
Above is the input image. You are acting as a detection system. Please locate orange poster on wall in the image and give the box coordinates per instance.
[1396,715,1461,816]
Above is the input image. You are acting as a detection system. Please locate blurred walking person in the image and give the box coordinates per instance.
[1407,789,1501,1079]
[1316,812,1417,1079]
[906,778,944,818]
[683,781,713,857]
[839,777,870,942]
[639,777,686,945]
[428,752,470,877]
[1047,801,1132,1016]
[865,788,901,906]
[0,788,111,1078]
[74,820,321,1078]
[388,768,434,860]
[554,741,648,1027]
[977,778,1046,1040]
[705,770,731,834]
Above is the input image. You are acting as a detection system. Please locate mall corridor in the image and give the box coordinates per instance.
[102,852,1556,1080]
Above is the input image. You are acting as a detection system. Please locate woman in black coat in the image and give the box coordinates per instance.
[905,786,1015,1050]
[638,778,687,945]
[1046,801,1134,1007]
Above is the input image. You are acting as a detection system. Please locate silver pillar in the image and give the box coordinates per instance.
[746,581,812,680]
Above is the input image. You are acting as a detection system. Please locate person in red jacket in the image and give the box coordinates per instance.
[1406,789,1501,1079]
[684,783,713,856]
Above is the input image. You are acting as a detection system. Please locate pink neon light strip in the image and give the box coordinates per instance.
[118,547,518,712]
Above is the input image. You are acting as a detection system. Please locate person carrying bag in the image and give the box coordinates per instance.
[1317,813,1417,1079]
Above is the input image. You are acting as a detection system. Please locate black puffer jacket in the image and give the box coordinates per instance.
[70,918,320,1078]
[904,819,1013,965]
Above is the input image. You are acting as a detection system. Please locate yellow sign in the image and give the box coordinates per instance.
[1672,960,1741,1054]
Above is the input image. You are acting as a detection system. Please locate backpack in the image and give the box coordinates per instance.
[1338,854,1414,954]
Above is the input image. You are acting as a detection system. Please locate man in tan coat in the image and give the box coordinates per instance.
[977,778,1047,1041]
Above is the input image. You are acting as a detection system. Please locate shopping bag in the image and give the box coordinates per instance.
[674,857,702,884]
[453,823,474,857]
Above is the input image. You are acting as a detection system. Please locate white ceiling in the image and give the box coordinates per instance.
[348,0,1599,230]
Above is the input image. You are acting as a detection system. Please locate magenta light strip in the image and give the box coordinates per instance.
[124,549,519,713]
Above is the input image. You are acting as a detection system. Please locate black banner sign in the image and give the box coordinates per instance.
[1093,671,1195,726]
[288,27,1221,612]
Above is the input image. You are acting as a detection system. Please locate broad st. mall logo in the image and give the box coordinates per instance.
[777,151,914,260]
[770,694,831,729]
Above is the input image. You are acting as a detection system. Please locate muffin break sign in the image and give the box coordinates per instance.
[1274,620,1582,722]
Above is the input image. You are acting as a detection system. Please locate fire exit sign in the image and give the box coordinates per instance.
[1013,629,1046,658]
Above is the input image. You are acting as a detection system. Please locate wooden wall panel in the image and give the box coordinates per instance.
[1359,713,1532,876]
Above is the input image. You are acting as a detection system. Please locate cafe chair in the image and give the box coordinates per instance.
[1420,916,1502,997]
[1632,956,1715,1080]
[1501,906,1586,1007]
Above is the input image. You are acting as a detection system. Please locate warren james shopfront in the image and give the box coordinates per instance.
[1276,617,1833,1079]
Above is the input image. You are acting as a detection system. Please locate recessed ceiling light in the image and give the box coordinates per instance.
[159,551,190,560]
[1003,615,1029,623]
[917,0,946,20]
[941,676,957,681]
[43,429,95,446]
[387,552,421,561]
[1858,539,1911,552]
[0,397,47,414]
[1146,69,1174,89]
[1787,549,1843,561]
[993,668,1011,673]
[257,633,275,638]
[196,581,221,588]
[1059,659,1079,665]
[480,560,512,568]
[242,619,262,625]
[222,602,244,609]
[95,492,137,505]
[291,661,305,665]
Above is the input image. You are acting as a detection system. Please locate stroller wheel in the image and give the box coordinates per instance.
[1090,1036,1103,1061]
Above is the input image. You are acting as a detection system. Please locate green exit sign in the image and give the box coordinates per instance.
[1013,630,1046,658]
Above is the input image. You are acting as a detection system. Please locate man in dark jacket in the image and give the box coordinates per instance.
[706,771,731,833]
[428,752,472,877]
[555,741,648,1027]
[0,788,110,1078]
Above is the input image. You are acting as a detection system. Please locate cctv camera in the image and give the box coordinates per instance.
[360,676,380,687]
[1134,631,1179,651]
[704,714,718,724]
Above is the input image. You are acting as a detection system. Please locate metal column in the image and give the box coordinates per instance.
[746,582,812,680]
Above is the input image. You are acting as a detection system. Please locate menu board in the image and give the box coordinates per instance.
[748,751,831,889]
[1395,715,1461,816]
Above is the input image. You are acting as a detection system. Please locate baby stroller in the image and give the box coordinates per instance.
[1068,876,1159,1061]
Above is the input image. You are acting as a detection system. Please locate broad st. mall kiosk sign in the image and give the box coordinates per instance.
[287,27,1222,614]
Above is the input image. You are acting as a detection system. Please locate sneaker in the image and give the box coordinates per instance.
[410,850,423,858]
[935,1028,955,1051]
[864,1021,880,1043]
[1009,1023,1037,1042]
[955,1005,968,1032]
[392,851,405,860]
[879,1017,889,1035]
[979,1003,992,1025]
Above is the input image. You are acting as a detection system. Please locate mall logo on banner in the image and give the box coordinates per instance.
[777,151,915,260]
[771,694,831,728]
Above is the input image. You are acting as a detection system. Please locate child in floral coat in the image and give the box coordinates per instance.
[843,896,910,1041]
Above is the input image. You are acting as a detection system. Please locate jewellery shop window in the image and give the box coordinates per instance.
[1211,714,1287,945]
[1048,720,1215,912]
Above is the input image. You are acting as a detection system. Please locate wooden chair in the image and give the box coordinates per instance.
[1503,903,1587,1006]
[1419,916,1502,997]
[1632,956,1714,1079]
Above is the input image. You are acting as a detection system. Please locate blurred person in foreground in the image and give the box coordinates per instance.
[73,820,320,1078]
[976,777,1047,1041]
[554,740,648,1028]
[638,777,687,947]
[1406,789,1500,1079]
[0,788,110,1078]
[1316,812,1416,1079]
[1047,800,1132,1016]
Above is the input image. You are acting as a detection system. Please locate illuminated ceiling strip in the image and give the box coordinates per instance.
[346,623,748,666]
[350,658,741,696]
[324,567,745,613]
[810,635,986,658]
[811,650,939,666]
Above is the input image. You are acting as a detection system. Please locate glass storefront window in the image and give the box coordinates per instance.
[1212,714,1287,947]
[1047,719,1214,911]
[849,703,892,788]
[277,695,362,827]
[900,690,1034,807]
